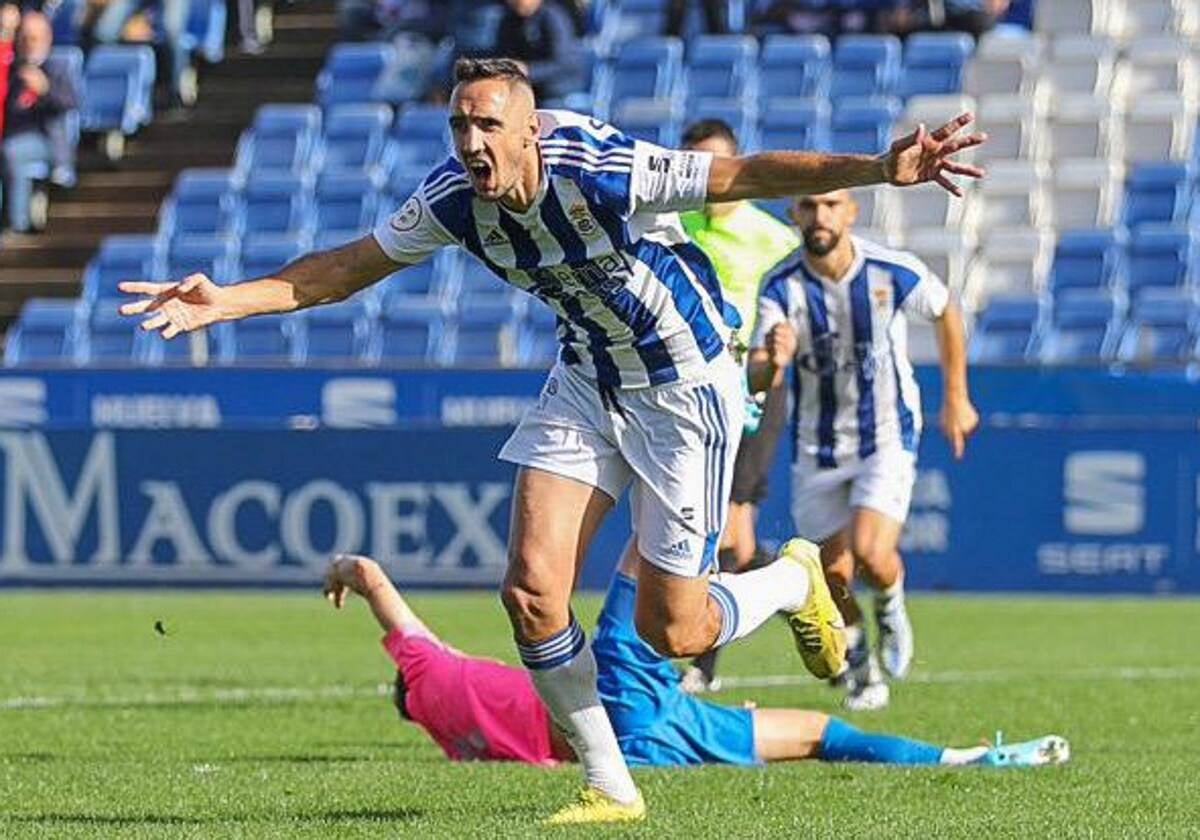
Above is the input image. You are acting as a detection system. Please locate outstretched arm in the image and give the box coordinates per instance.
[322,554,427,634]
[119,235,402,338]
[707,113,986,203]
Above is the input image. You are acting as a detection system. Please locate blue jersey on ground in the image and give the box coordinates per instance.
[593,573,757,767]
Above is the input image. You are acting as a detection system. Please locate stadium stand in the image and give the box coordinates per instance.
[5,0,1200,370]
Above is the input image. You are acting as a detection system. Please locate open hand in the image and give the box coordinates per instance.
[882,112,987,197]
[118,273,226,338]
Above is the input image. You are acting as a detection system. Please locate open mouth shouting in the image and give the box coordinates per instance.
[465,157,496,194]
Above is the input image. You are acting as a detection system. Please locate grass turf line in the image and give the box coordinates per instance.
[1,592,1198,839]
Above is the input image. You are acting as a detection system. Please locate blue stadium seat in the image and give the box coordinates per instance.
[899,32,974,99]
[607,37,684,111]
[238,234,307,279]
[831,96,900,154]
[518,303,560,366]
[316,42,396,109]
[1127,225,1194,297]
[159,168,240,240]
[831,34,901,99]
[612,98,683,146]
[391,104,450,178]
[166,235,237,283]
[80,300,140,366]
[685,35,758,105]
[1048,229,1125,297]
[687,98,758,149]
[314,171,380,233]
[3,299,80,367]
[374,299,445,365]
[82,234,164,301]
[968,294,1041,363]
[81,45,155,136]
[301,298,374,363]
[1038,290,1122,363]
[452,253,509,301]
[1122,163,1193,228]
[214,314,300,365]
[235,104,322,175]
[760,35,831,100]
[138,327,207,367]
[375,249,448,308]
[447,299,522,366]
[1117,288,1199,363]
[760,97,830,151]
[322,104,394,173]
[607,0,668,42]
[239,172,313,236]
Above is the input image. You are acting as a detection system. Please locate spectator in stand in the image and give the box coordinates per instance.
[751,1,871,38]
[0,4,19,139]
[881,0,1012,39]
[91,0,196,107]
[665,0,726,35]
[4,9,76,231]
[492,0,581,102]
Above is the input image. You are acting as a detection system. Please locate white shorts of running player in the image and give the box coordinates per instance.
[791,448,917,543]
[500,355,744,577]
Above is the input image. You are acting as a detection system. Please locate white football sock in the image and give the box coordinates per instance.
[709,559,811,647]
[519,620,638,804]
[940,746,989,765]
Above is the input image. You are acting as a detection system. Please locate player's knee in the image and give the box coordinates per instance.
[499,576,560,640]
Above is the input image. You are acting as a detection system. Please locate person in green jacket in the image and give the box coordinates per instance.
[678,119,801,694]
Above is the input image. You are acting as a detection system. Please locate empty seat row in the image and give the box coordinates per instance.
[157,169,384,240]
[970,288,1200,364]
[967,31,1200,105]
[3,296,562,369]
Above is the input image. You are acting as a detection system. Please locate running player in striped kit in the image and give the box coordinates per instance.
[750,190,979,711]
[120,59,986,822]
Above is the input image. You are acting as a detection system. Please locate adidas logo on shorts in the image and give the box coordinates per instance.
[665,539,691,558]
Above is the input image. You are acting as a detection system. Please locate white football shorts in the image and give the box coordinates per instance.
[790,447,917,542]
[499,355,744,577]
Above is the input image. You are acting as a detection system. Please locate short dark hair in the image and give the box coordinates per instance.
[453,57,534,93]
[681,118,738,152]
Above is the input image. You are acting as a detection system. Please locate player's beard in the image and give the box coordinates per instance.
[803,228,840,257]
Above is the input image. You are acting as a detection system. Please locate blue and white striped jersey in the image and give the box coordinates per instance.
[752,236,950,467]
[372,109,739,389]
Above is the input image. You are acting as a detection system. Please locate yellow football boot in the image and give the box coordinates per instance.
[544,787,647,825]
[778,537,846,679]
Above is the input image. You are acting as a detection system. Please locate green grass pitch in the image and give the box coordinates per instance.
[2,590,1198,838]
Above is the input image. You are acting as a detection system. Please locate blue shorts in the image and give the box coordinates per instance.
[593,575,758,768]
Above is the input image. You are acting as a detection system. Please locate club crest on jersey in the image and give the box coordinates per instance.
[567,203,596,235]
[391,196,423,232]
[483,227,509,246]
[872,287,892,309]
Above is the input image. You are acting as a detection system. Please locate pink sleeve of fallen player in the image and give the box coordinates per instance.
[382,629,560,766]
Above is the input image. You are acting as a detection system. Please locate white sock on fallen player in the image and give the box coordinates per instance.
[518,617,639,804]
[709,559,811,647]
[940,746,989,765]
